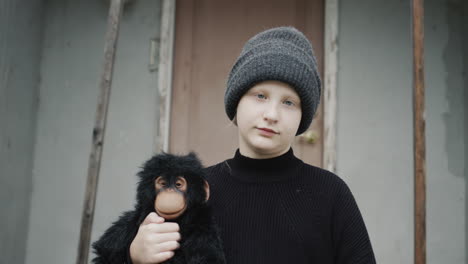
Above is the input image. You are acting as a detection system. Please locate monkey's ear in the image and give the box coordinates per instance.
[204,180,210,202]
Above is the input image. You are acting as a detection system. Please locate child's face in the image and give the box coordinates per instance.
[236,80,302,158]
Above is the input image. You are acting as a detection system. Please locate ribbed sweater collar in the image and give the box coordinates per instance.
[227,148,303,183]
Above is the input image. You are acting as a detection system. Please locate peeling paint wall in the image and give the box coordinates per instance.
[338,0,467,263]
[425,0,467,263]
[24,0,161,263]
[0,0,43,263]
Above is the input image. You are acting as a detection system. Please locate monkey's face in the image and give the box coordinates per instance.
[136,152,210,220]
[154,176,188,219]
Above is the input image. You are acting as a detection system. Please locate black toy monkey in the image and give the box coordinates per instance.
[92,152,226,264]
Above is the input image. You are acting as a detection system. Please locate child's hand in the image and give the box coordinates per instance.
[130,212,181,264]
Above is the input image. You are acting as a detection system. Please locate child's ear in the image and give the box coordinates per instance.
[204,180,210,201]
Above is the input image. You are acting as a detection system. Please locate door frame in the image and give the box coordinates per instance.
[156,0,339,172]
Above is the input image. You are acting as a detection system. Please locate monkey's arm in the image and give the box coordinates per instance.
[182,226,226,264]
[92,210,140,264]
[180,207,226,264]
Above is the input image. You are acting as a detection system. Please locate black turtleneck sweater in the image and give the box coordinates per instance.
[205,148,376,264]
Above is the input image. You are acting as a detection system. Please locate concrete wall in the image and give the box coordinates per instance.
[24,0,161,263]
[337,0,467,263]
[0,0,43,263]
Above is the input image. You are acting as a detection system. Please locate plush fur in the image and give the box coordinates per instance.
[92,153,226,264]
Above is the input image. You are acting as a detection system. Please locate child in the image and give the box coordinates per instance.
[129,27,376,264]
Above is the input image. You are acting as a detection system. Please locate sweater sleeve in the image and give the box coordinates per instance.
[332,180,376,264]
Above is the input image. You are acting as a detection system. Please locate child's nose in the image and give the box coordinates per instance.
[262,103,279,122]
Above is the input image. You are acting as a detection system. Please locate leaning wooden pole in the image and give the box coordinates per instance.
[76,0,124,263]
[412,0,426,263]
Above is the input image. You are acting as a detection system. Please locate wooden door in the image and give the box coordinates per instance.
[170,0,324,167]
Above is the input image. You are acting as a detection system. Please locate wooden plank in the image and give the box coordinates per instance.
[412,0,426,263]
[157,0,176,152]
[75,0,124,263]
[323,0,338,173]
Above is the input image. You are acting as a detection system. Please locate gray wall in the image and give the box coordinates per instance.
[337,0,413,262]
[24,0,161,263]
[0,0,43,263]
[337,0,467,263]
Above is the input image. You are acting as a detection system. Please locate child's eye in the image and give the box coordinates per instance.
[256,93,267,99]
[283,100,295,106]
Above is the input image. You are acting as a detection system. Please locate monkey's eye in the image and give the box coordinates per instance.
[175,177,187,191]
[155,177,168,190]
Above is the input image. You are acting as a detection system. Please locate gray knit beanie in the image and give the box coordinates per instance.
[224,26,321,135]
